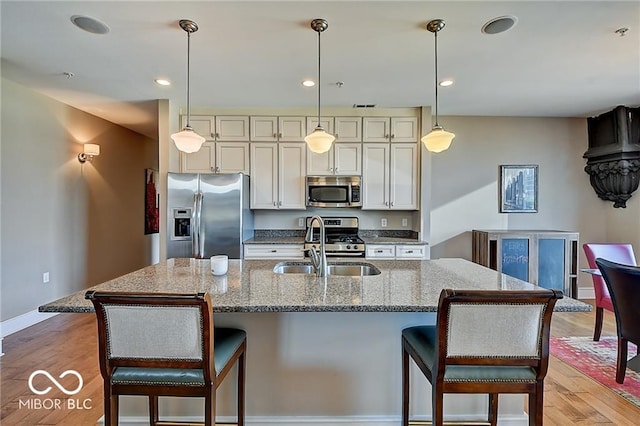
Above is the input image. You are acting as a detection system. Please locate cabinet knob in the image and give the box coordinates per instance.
[273,201,277,206]
[271,249,277,253]
[210,166,215,172]
[390,201,394,207]
[376,250,383,253]
[211,133,215,138]
[215,132,220,139]
[273,133,278,138]
[330,167,334,172]
[335,133,339,139]
[385,134,389,139]
[334,167,338,173]
[278,133,283,138]
[385,201,389,206]
[391,134,395,139]
[407,250,414,254]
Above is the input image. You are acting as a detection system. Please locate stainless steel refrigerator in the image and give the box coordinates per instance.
[167,172,254,259]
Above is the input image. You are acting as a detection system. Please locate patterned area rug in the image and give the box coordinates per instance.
[550,336,640,407]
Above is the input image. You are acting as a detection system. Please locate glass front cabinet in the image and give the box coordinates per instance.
[472,229,579,297]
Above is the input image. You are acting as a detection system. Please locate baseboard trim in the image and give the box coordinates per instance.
[100,414,528,425]
[0,309,59,338]
[577,287,595,300]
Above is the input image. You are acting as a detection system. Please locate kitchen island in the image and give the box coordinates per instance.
[40,258,590,425]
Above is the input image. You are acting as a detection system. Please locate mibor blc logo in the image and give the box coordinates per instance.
[19,369,92,410]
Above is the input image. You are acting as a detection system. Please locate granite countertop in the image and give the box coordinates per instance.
[39,258,591,314]
[360,236,427,245]
[244,237,305,244]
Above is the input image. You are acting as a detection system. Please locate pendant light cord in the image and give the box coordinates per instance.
[186,30,192,128]
[433,28,439,127]
[316,28,322,127]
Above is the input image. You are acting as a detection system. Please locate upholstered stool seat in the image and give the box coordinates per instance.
[402,289,561,426]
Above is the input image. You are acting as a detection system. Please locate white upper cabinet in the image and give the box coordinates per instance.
[250,142,306,209]
[362,142,418,210]
[363,117,418,143]
[215,116,250,141]
[181,115,249,141]
[250,116,279,142]
[182,115,216,141]
[307,143,362,176]
[335,117,362,142]
[181,141,249,174]
[306,116,334,136]
[278,117,307,141]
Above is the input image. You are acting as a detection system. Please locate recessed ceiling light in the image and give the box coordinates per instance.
[439,79,454,87]
[302,79,315,87]
[481,15,518,35]
[70,15,110,35]
[155,79,171,86]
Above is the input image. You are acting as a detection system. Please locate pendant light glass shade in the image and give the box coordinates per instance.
[305,125,336,153]
[423,19,455,153]
[171,19,205,154]
[172,126,206,153]
[421,126,455,153]
[306,19,334,154]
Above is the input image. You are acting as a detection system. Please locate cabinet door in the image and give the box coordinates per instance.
[391,117,418,142]
[278,117,306,141]
[250,116,278,142]
[335,117,362,142]
[215,116,249,141]
[250,143,278,209]
[307,148,334,175]
[182,115,215,141]
[334,143,362,175]
[278,143,307,209]
[216,142,250,174]
[362,144,389,209]
[500,237,531,282]
[363,117,391,142]
[389,143,418,209]
[306,116,334,136]
[396,245,427,259]
[181,141,215,173]
[243,244,304,259]
[536,237,566,291]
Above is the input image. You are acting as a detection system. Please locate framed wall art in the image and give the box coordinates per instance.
[145,168,160,234]
[499,164,538,213]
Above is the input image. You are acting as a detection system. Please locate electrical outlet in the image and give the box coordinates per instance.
[43,272,50,283]
[381,218,387,227]
[298,217,305,228]
[402,218,408,227]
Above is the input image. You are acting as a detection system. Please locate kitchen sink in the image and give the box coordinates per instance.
[273,262,381,277]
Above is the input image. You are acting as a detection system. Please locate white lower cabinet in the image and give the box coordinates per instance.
[366,244,427,259]
[244,244,304,259]
[250,142,306,209]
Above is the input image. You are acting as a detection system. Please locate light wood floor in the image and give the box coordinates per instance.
[1,302,640,425]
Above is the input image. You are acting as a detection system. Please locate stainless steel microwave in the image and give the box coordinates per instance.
[306,176,362,208]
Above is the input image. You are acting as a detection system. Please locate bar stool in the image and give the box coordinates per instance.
[402,288,561,426]
[86,291,246,426]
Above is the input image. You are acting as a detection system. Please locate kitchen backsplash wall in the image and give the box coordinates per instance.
[253,209,419,230]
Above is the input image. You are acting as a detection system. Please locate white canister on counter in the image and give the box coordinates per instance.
[210,255,229,276]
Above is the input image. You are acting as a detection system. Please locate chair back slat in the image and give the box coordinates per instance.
[446,303,546,358]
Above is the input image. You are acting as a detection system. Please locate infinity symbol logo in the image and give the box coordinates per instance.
[28,370,83,395]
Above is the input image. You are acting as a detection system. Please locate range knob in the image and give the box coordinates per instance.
[353,245,358,250]
[346,245,351,250]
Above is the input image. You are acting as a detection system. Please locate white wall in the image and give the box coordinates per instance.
[0,79,159,321]
[428,115,611,292]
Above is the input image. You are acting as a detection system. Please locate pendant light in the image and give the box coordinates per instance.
[422,19,455,153]
[305,18,335,154]
[171,19,205,154]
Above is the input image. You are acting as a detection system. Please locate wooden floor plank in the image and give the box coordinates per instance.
[1,302,640,425]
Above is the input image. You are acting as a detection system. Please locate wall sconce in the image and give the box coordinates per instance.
[78,143,100,163]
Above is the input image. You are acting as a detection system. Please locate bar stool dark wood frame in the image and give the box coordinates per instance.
[402,288,561,426]
[86,291,246,426]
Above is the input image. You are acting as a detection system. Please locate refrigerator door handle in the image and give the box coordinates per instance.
[193,192,204,258]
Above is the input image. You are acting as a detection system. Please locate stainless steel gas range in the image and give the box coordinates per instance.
[304,217,365,258]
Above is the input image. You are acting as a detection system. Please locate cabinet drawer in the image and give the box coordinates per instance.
[243,244,304,259]
[396,245,426,259]
[366,245,396,259]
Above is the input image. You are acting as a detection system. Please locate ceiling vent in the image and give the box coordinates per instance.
[481,15,518,35]
[353,104,376,108]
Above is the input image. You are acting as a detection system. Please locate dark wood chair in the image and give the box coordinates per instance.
[583,243,637,341]
[402,288,562,426]
[85,291,246,426]
[595,258,640,384]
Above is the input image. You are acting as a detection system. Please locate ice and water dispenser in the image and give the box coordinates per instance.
[172,208,191,240]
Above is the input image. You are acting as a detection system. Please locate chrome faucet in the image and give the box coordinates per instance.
[306,215,328,277]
